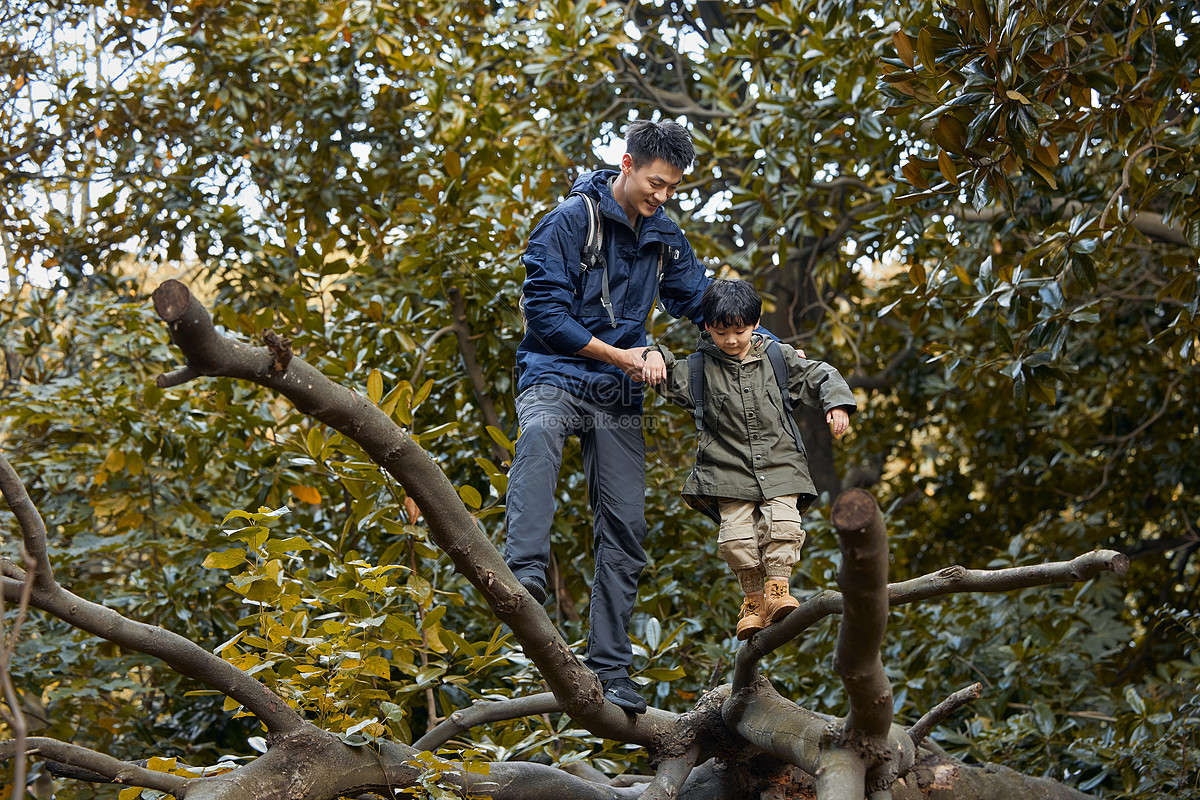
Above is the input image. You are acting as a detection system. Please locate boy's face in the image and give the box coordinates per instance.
[620,154,683,218]
[706,319,758,360]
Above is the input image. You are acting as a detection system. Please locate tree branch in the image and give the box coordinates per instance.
[830,489,893,739]
[907,682,983,750]
[0,453,306,736]
[151,279,673,745]
[413,692,560,751]
[0,454,56,591]
[637,745,701,800]
[0,738,189,794]
[733,550,1129,689]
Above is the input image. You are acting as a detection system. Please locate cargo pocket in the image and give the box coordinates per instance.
[763,498,805,572]
[717,525,760,572]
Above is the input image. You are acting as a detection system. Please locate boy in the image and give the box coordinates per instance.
[643,279,856,639]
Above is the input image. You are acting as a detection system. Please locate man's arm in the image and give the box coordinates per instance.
[521,200,596,356]
[577,338,656,383]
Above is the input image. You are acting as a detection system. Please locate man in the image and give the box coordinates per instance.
[505,119,710,714]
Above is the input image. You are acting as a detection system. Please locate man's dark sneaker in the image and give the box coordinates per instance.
[518,577,547,605]
[601,677,647,714]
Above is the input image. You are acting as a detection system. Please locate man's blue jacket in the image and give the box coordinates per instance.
[516,170,710,407]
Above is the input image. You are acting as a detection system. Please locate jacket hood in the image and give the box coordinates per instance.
[571,169,618,197]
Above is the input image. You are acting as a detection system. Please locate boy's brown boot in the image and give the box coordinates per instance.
[765,578,800,622]
[736,592,768,640]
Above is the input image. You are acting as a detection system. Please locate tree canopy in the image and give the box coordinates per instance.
[2,0,1198,798]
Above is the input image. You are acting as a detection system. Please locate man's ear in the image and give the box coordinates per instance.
[620,152,634,174]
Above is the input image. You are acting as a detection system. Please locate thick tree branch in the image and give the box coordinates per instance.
[0,454,56,591]
[830,489,893,739]
[818,490,903,799]
[636,745,701,800]
[0,738,189,794]
[722,677,830,774]
[722,676,915,784]
[151,279,673,745]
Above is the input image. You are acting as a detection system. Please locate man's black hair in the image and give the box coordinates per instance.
[699,279,762,329]
[625,119,695,172]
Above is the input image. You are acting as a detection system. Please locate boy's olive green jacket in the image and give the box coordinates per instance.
[648,333,857,523]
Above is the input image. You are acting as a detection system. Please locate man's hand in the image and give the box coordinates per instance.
[827,408,850,437]
[641,349,666,385]
[577,338,663,383]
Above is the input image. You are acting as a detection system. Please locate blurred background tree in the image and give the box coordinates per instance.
[1,0,1197,797]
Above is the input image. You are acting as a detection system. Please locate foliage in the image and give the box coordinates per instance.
[2,0,1199,798]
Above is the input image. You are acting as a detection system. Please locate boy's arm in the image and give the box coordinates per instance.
[780,343,857,417]
[642,345,695,410]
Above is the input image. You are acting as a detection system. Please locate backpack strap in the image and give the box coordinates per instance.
[687,351,706,439]
[570,192,616,329]
[766,340,804,453]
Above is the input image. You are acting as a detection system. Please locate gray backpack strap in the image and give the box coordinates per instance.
[766,340,804,453]
[571,192,616,329]
[688,351,706,438]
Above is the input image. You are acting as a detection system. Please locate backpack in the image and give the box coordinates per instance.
[519,191,669,331]
[686,340,805,453]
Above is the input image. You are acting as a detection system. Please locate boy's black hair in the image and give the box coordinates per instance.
[625,119,695,172]
[699,279,762,329]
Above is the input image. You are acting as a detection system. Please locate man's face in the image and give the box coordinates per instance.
[706,319,758,360]
[620,154,684,218]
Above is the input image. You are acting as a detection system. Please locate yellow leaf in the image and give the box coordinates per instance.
[457,484,482,509]
[412,378,434,408]
[362,655,391,679]
[290,485,321,505]
[367,369,384,405]
[118,788,143,800]
[202,548,247,570]
[485,425,514,454]
[148,756,178,772]
[104,448,125,473]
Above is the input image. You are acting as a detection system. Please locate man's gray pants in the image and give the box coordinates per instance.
[503,384,646,680]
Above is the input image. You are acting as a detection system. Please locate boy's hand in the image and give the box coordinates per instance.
[827,408,850,437]
[641,349,666,385]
